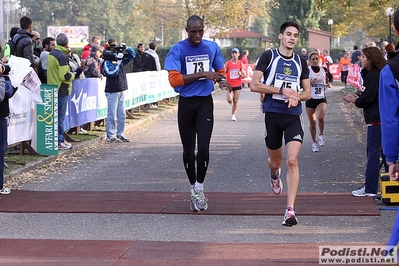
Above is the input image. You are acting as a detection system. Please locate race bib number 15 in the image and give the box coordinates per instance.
[272,73,299,101]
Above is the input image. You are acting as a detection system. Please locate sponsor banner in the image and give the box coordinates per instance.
[126,72,147,109]
[242,64,256,84]
[34,85,58,155]
[319,245,397,264]
[97,78,107,120]
[329,63,341,81]
[147,71,161,103]
[329,63,361,90]
[7,86,33,145]
[348,64,361,90]
[69,78,98,128]
[47,26,89,48]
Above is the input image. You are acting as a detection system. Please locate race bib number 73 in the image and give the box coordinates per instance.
[186,55,210,80]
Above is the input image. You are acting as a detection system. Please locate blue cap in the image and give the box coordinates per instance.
[231,48,239,53]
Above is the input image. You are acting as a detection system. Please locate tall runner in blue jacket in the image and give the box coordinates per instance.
[164,15,231,212]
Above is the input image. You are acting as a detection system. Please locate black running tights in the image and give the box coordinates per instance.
[177,95,214,185]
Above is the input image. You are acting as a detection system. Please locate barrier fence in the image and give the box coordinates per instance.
[8,70,177,155]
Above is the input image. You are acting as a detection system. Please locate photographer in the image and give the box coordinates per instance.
[102,38,135,143]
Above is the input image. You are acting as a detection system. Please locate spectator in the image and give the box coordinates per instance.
[145,42,161,71]
[84,45,102,78]
[31,31,41,57]
[351,45,361,65]
[133,43,145,72]
[0,64,18,195]
[385,43,396,60]
[300,48,308,61]
[102,38,136,143]
[13,16,38,66]
[81,36,101,60]
[2,27,19,62]
[240,50,249,88]
[343,46,386,197]
[47,33,81,150]
[39,37,56,83]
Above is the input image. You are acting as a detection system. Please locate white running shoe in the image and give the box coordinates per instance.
[231,115,237,121]
[270,168,283,195]
[318,134,325,146]
[351,186,377,197]
[282,208,298,227]
[312,142,319,152]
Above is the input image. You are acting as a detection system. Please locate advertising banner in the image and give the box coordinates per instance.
[34,85,58,155]
[7,86,33,145]
[69,78,98,128]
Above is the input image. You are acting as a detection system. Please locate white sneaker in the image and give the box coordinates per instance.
[58,142,71,150]
[312,142,319,152]
[318,134,325,146]
[270,168,283,195]
[63,141,72,149]
[231,115,237,121]
[352,186,377,197]
[0,187,10,194]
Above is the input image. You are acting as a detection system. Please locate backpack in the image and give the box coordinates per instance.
[7,35,28,57]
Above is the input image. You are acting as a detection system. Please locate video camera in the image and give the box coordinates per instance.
[102,43,128,61]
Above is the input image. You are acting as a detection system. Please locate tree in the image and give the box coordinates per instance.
[269,0,323,47]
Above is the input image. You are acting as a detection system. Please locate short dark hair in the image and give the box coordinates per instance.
[42,37,55,49]
[137,43,144,49]
[187,15,203,27]
[354,45,358,50]
[280,21,299,34]
[20,16,32,30]
[149,42,156,50]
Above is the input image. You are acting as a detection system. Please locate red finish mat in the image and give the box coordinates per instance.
[0,238,382,265]
[0,191,380,216]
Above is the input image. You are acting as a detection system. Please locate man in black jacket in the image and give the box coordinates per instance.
[102,38,136,143]
[13,16,38,66]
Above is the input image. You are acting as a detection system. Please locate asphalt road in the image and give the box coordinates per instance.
[0,85,395,248]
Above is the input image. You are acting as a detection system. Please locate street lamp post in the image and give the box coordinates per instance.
[386,7,394,43]
[328,19,334,49]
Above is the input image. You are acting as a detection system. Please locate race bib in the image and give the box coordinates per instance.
[311,83,326,99]
[185,55,210,80]
[272,73,299,101]
[229,69,240,79]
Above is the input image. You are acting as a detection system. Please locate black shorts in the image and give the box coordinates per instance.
[231,86,242,91]
[264,112,304,150]
[305,98,327,109]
